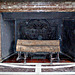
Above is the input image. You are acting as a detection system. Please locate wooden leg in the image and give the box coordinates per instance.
[24,52,27,63]
[57,52,60,62]
[50,53,53,64]
[16,51,21,61]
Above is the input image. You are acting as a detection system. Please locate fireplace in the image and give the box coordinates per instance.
[0,12,75,62]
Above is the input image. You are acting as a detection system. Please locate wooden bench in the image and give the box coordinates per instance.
[16,40,60,64]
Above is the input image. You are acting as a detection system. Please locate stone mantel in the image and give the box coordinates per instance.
[0,2,75,12]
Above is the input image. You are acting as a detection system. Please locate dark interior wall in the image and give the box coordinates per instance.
[2,12,75,20]
[47,19,62,40]
[62,20,75,60]
[1,17,15,59]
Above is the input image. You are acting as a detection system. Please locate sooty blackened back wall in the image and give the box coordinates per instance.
[17,19,58,40]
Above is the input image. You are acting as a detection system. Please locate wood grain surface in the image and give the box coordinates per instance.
[16,40,60,53]
[17,40,60,46]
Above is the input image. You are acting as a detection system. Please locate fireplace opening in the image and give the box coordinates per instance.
[1,12,75,63]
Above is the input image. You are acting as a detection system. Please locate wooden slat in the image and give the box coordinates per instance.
[17,40,60,46]
[16,45,60,53]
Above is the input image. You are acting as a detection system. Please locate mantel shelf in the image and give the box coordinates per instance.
[0,2,75,12]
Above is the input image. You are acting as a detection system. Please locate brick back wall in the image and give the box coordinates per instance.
[0,13,1,61]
